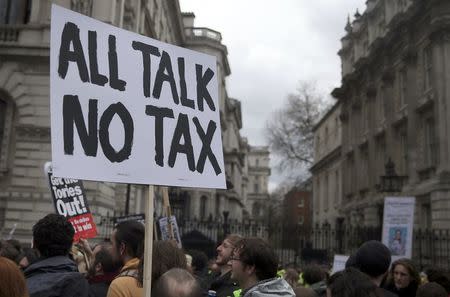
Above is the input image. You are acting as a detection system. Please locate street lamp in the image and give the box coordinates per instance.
[376,158,408,193]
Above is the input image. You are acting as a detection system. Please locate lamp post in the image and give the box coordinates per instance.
[376,158,408,193]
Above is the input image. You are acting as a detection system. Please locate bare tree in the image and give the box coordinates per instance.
[266,81,330,178]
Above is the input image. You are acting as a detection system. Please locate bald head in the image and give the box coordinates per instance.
[152,268,202,297]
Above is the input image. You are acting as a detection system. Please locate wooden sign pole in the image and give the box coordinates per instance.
[143,185,154,296]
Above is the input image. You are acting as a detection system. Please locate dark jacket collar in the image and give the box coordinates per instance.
[24,255,78,278]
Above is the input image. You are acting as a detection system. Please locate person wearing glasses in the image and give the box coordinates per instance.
[230,237,294,297]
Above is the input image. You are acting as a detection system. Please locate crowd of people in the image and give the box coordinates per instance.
[0,214,449,297]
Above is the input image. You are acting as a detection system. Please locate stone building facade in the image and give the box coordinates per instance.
[310,103,342,227]
[332,0,450,229]
[245,145,270,221]
[0,0,269,242]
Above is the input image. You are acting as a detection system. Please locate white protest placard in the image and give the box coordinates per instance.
[331,254,349,274]
[382,197,415,261]
[50,5,225,189]
[159,216,182,248]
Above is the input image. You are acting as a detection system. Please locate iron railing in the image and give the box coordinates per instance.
[96,215,450,271]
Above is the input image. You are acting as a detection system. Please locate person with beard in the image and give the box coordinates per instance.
[106,220,145,297]
[87,242,120,297]
[208,234,242,297]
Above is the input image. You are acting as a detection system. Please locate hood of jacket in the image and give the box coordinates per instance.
[243,278,295,297]
[24,255,78,278]
[24,256,89,297]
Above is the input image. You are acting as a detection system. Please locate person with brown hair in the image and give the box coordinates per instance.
[87,242,121,297]
[107,220,145,297]
[416,282,447,297]
[284,268,299,290]
[0,256,29,297]
[150,240,187,284]
[384,258,420,297]
[208,234,242,297]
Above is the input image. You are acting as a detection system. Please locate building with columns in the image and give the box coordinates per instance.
[332,0,450,229]
[0,0,269,242]
[245,145,270,221]
[310,102,342,228]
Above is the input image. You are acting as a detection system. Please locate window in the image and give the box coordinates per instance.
[335,170,339,205]
[376,136,386,177]
[0,96,13,173]
[254,183,259,193]
[377,87,385,123]
[398,69,407,109]
[252,202,260,217]
[255,158,259,167]
[423,46,433,91]
[324,174,329,210]
[315,178,321,212]
[298,215,304,225]
[424,118,437,167]
[0,99,6,156]
[360,147,369,188]
[297,198,304,208]
[70,0,93,16]
[398,128,408,174]
[0,0,30,24]
[363,101,369,133]
[200,196,207,221]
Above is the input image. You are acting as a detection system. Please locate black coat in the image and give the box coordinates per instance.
[384,283,417,297]
[24,256,89,297]
[209,271,240,297]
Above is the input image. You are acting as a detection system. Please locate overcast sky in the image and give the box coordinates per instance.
[180,0,367,190]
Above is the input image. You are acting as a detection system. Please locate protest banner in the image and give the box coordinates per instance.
[50,5,225,189]
[45,163,97,242]
[158,216,182,248]
[50,4,225,294]
[331,254,349,274]
[382,197,415,262]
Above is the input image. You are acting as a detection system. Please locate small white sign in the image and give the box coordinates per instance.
[382,197,415,262]
[50,5,225,188]
[159,216,182,248]
[332,254,349,274]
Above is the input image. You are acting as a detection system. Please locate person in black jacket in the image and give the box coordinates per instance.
[346,240,398,297]
[24,214,89,297]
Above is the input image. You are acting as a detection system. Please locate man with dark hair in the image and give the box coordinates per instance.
[208,234,242,297]
[87,242,121,297]
[107,220,145,297]
[24,214,89,297]
[346,240,397,297]
[152,268,202,297]
[230,237,294,297]
[302,264,327,297]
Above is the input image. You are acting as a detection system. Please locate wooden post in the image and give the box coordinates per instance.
[143,185,154,296]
